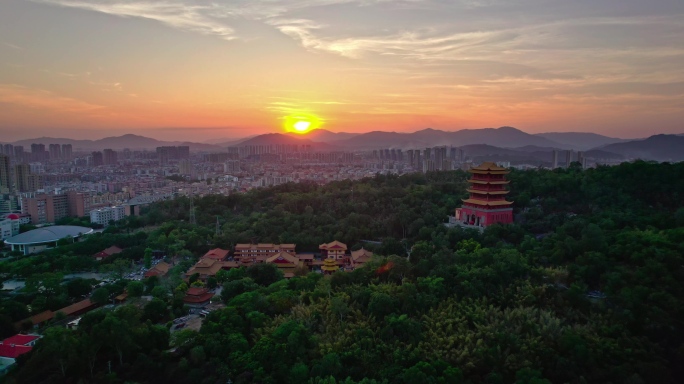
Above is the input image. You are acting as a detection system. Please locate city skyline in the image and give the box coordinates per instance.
[1,0,683,141]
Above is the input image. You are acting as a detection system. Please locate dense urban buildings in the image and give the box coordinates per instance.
[0,136,607,227]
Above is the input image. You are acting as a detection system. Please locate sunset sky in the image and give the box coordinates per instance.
[1,0,683,142]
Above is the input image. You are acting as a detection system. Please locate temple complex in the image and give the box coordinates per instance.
[454,162,513,228]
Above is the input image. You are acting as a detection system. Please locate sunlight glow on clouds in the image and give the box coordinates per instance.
[0,0,681,140]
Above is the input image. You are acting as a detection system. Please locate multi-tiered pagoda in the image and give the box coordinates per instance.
[455,162,513,228]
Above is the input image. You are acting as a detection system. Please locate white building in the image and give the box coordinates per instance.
[90,205,126,226]
[29,162,45,174]
[0,217,20,241]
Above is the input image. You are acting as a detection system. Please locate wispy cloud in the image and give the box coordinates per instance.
[0,84,105,113]
[35,0,236,39]
[1,42,23,50]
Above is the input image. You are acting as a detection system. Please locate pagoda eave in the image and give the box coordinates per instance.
[467,189,510,195]
[468,179,510,185]
[469,170,510,175]
[462,198,514,207]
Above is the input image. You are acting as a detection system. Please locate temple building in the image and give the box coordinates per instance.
[350,248,373,269]
[182,287,214,307]
[319,241,347,260]
[454,162,513,228]
[265,251,305,278]
[234,243,296,264]
[321,258,340,274]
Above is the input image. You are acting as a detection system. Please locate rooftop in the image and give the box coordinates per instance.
[5,225,94,245]
[2,334,39,346]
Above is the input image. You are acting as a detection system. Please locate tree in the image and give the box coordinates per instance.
[215,269,229,284]
[142,298,168,323]
[91,287,110,305]
[144,247,153,269]
[188,273,200,285]
[207,277,218,289]
[101,258,131,280]
[151,286,168,299]
[25,272,64,300]
[246,263,283,286]
[66,278,94,299]
[126,280,144,297]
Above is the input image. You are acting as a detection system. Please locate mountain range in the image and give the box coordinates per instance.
[598,134,684,162]
[5,134,221,151]
[3,127,683,162]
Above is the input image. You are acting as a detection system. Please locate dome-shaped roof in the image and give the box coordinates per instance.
[6,214,20,220]
[4,225,94,245]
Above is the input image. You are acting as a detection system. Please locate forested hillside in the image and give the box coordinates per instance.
[3,161,684,384]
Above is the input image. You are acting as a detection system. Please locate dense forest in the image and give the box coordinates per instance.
[2,161,684,383]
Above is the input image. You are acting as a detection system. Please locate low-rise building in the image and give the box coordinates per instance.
[0,334,40,374]
[144,261,171,278]
[185,258,238,281]
[350,248,373,269]
[319,240,347,261]
[202,248,229,261]
[234,243,296,264]
[92,245,123,261]
[182,287,214,307]
[0,217,20,241]
[5,225,94,255]
[90,205,126,226]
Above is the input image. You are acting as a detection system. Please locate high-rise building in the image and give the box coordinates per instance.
[61,144,73,160]
[91,151,104,167]
[156,146,190,165]
[29,163,45,174]
[49,144,61,160]
[0,145,11,156]
[434,146,446,170]
[565,150,574,168]
[13,146,24,162]
[0,155,11,192]
[224,160,240,174]
[67,190,91,218]
[121,148,131,160]
[179,159,196,177]
[552,150,559,169]
[31,143,47,162]
[13,163,31,192]
[27,174,44,192]
[103,149,118,165]
[0,194,20,214]
[23,194,69,224]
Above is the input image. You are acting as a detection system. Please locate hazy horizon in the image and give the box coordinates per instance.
[1,0,683,141]
[3,126,682,145]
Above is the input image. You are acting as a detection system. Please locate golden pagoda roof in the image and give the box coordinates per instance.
[467,189,509,195]
[321,258,340,272]
[462,198,513,206]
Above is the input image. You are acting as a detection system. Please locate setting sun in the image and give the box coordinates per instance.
[283,113,322,134]
[294,121,311,132]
